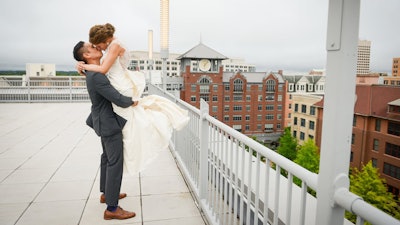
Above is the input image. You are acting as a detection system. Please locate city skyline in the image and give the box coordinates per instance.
[0,0,399,73]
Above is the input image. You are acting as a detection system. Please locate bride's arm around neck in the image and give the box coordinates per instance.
[84,43,125,74]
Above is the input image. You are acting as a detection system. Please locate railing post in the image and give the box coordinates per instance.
[27,76,31,103]
[316,0,360,224]
[199,99,209,200]
[69,77,72,102]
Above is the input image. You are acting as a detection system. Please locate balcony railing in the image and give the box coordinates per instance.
[148,83,400,225]
[0,76,89,103]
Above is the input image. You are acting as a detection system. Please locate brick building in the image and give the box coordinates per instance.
[179,43,286,142]
[314,85,400,199]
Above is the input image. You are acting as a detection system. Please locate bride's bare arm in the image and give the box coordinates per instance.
[82,43,124,74]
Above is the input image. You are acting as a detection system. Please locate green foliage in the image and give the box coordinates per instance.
[276,127,298,161]
[346,161,400,224]
[294,138,319,173]
[293,139,319,196]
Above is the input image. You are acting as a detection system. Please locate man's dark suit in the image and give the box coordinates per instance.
[85,70,133,207]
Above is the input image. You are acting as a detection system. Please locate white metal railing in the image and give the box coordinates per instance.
[148,84,400,225]
[0,76,89,103]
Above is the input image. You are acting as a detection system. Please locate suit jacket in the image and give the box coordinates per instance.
[85,71,133,137]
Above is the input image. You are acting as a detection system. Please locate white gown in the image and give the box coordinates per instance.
[104,39,189,174]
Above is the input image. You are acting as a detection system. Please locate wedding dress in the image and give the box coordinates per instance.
[104,39,189,174]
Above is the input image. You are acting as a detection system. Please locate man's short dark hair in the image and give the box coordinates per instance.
[73,41,86,62]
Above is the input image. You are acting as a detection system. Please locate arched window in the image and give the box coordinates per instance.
[266,79,275,92]
[199,77,211,93]
[233,79,243,92]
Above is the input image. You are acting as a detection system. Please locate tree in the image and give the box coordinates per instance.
[294,138,319,173]
[276,127,298,161]
[346,161,400,224]
[293,138,319,195]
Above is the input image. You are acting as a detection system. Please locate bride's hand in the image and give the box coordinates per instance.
[76,61,86,76]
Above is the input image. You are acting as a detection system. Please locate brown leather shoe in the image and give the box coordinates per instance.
[100,193,127,203]
[104,206,136,220]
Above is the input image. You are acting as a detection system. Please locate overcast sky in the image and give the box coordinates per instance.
[0,0,398,73]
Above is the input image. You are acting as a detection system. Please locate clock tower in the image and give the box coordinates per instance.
[177,42,227,118]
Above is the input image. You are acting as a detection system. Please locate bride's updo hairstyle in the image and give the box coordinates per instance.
[89,23,115,45]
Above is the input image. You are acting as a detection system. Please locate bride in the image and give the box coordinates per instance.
[78,23,189,174]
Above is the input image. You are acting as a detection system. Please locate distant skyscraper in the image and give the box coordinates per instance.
[392,57,399,77]
[357,40,371,75]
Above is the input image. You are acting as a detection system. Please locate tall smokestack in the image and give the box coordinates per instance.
[160,0,169,59]
[160,0,169,90]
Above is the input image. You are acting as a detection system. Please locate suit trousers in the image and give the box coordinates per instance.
[99,131,124,207]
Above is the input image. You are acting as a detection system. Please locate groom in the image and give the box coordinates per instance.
[73,41,137,220]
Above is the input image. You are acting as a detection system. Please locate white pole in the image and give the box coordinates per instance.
[316,0,360,224]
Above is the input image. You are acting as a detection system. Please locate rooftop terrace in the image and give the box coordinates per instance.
[0,103,207,225]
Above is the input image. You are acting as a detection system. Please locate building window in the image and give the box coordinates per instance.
[258,105,262,111]
[277,114,282,120]
[383,163,400,180]
[265,124,273,132]
[257,115,262,121]
[351,133,355,144]
[246,95,251,101]
[310,106,316,115]
[212,106,218,112]
[309,121,315,130]
[277,105,282,111]
[224,105,229,111]
[245,115,250,121]
[233,94,243,101]
[246,105,250,111]
[190,96,196,102]
[191,84,196,92]
[224,84,230,91]
[200,94,209,102]
[233,79,243,92]
[233,115,242,121]
[266,79,275,92]
[277,95,282,101]
[266,94,274,101]
[277,123,281,129]
[388,122,400,136]
[300,132,305,140]
[375,119,381,132]
[258,95,263,101]
[245,124,250,130]
[353,115,357,127]
[212,95,218,101]
[199,77,210,93]
[373,139,379,151]
[301,104,307,113]
[294,117,298,125]
[225,95,230,101]
[371,158,377,167]
[266,114,274,120]
[294,104,299,112]
[385,143,400,159]
[266,105,274,111]
[224,115,229,121]
[233,105,242,111]
[213,84,218,92]
[300,118,306,127]
[293,130,297,138]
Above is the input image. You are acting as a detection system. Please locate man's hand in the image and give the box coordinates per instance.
[132,101,139,107]
[76,61,86,76]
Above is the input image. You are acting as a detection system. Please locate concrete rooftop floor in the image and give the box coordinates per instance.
[0,103,207,225]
